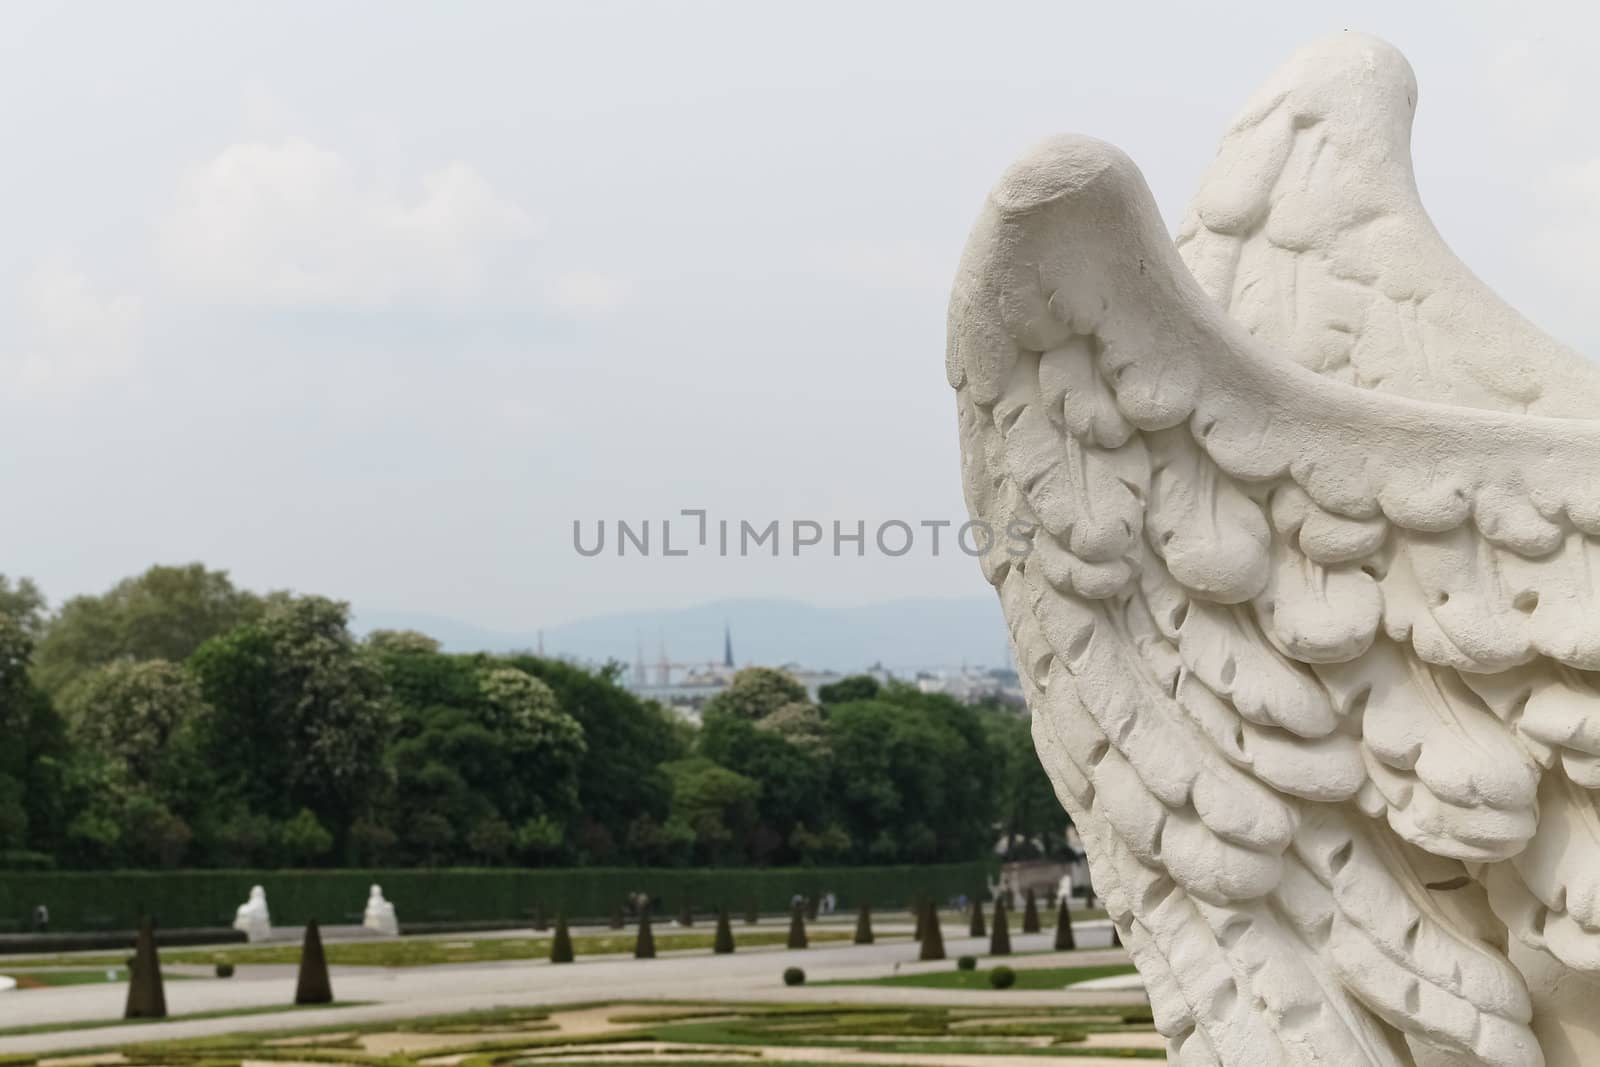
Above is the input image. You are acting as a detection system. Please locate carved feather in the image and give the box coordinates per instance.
[951,31,1600,1067]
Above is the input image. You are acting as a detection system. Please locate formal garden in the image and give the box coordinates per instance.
[3,1000,1166,1065]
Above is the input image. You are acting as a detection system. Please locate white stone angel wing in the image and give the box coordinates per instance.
[948,37,1600,1067]
[1177,34,1600,419]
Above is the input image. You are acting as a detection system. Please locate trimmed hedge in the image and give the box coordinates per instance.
[0,862,989,933]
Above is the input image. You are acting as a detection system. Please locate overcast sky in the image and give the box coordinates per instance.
[4,2,1596,631]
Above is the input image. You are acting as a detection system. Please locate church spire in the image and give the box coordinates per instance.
[723,621,734,669]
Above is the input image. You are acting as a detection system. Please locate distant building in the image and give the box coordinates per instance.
[914,665,1023,706]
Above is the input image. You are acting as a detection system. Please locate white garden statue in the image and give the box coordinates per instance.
[232,884,271,943]
[362,883,398,937]
[950,32,1600,1067]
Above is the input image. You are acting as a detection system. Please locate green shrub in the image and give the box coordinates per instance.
[989,965,1016,989]
[956,955,976,971]
[0,862,990,932]
[783,966,806,986]
[214,961,234,978]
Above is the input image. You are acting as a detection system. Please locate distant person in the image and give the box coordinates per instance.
[31,903,48,932]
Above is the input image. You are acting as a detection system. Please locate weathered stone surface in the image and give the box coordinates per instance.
[951,32,1600,1067]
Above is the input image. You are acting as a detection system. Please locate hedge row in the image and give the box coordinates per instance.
[0,862,990,932]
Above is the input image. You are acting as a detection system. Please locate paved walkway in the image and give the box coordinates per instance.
[0,921,1132,1056]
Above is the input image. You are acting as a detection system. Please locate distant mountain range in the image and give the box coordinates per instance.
[354,596,1011,674]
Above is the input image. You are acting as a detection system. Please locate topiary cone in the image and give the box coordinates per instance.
[1022,888,1040,934]
[989,897,1012,957]
[786,902,808,949]
[918,898,945,961]
[713,905,735,954]
[294,919,333,1005]
[634,906,656,959]
[853,901,874,945]
[532,903,548,932]
[744,897,759,925]
[1054,898,1076,951]
[550,913,575,963]
[124,915,167,1019]
[678,898,693,927]
[968,895,986,938]
[806,894,819,921]
[610,902,624,930]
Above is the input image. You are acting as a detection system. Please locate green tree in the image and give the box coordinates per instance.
[504,656,679,861]
[0,575,47,640]
[380,655,588,865]
[364,629,441,654]
[119,794,193,868]
[0,599,73,864]
[477,668,586,815]
[33,564,262,695]
[699,711,826,863]
[701,667,806,721]
[279,808,335,865]
[664,757,760,864]
[190,596,394,840]
[515,814,566,863]
[826,690,997,863]
[467,816,515,863]
[818,674,879,705]
[756,701,830,754]
[57,660,209,785]
[983,708,1068,858]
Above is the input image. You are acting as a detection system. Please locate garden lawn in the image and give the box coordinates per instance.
[825,962,1139,990]
[0,927,863,970]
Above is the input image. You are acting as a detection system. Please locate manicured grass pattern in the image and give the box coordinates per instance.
[0,1001,359,1039]
[827,962,1139,990]
[4,1001,1163,1065]
[1,927,861,970]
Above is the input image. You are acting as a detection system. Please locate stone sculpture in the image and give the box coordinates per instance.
[232,884,271,943]
[363,883,399,936]
[949,32,1600,1067]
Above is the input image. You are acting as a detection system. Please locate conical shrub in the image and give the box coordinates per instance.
[806,894,820,921]
[1022,888,1040,934]
[123,915,167,1019]
[294,919,333,1005]
[745,897,759,925]
[989,897,1011,956]
[968,896,986,938]
[609,902,624,930]
[713,905,735,954]
[786,902,808,949]
[853,901,873,945]
[634,906,656,959]
[531,903,548,932]
[550,914,575,963]
[678,898,693,927]
[918,898,945,961]
[1054,898,1076,950]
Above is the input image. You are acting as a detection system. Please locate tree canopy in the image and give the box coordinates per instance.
[0,567,1069,871]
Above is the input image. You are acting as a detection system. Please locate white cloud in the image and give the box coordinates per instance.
[158,136,540,308]
[11,256,142,388]
[547,270,630,315]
